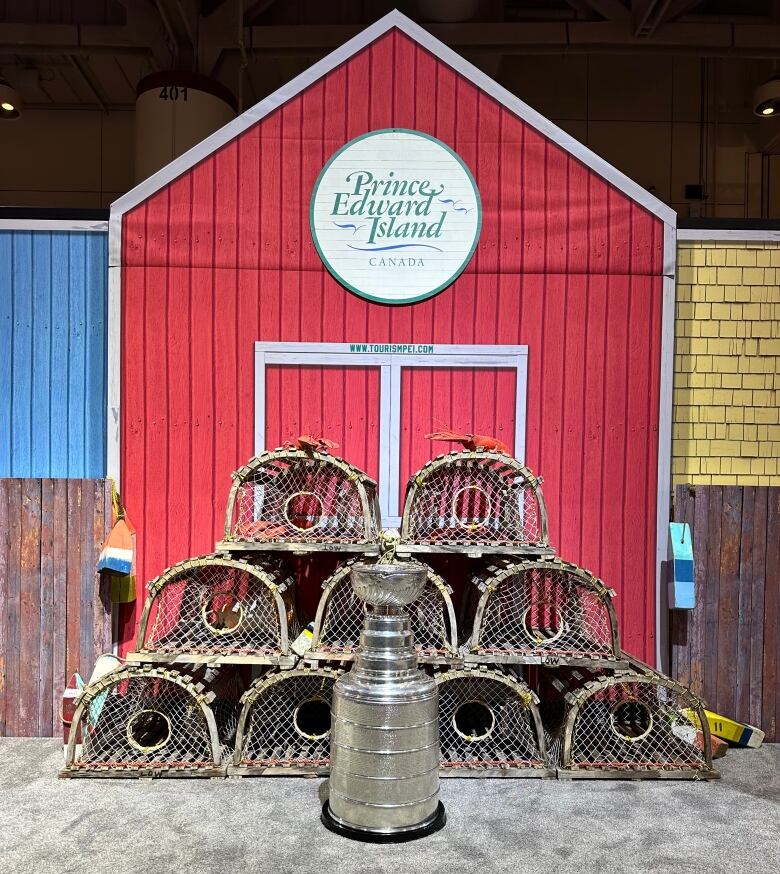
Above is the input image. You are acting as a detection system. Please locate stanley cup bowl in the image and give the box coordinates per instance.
[349,562,427,608]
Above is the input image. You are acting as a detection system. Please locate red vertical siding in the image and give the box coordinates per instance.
[120,29,665,662]
[265,366,381,481]
[398,367,518,516]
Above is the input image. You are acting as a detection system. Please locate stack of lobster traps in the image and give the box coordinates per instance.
[397,447,716,780]
[61,443,718,782]
[405,448,717,780]
[61,445,381,778]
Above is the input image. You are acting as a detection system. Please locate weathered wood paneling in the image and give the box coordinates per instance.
[0,478,112,737]
[119,28,664,662]
[671,485,780,741]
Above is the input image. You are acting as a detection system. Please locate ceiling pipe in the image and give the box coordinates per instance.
[154,0,180,66]
[218,43,780,59]
[237,0,248,113]
[0,45,152,56]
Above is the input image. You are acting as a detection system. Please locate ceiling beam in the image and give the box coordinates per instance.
[153,0,196,67]
[198,0,257,75]
[243,0,280,24]
[118,1,172,69]
[20,102,137,110]
[563,1,599,19]
[633,0,673,36]
[663,0,706,22]
[200,0,230,15]
[236,21,780,58]
[631,0,703,36]
[3,19,780,61]
[0,23,150,52]
[567,0,630,21]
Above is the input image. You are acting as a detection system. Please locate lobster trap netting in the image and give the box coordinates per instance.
[207,667,246,758]
[233,666,342,773]
[223,449,381,546]
[135,556,299,662]
[309,560,458,663]
[400,451,550,549]
[560,673,713,775]
[62,666,222,775]
[437,668,548,773]
[464,559,621,664]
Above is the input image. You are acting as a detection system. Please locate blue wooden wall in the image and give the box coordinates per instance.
[0,230,107,477]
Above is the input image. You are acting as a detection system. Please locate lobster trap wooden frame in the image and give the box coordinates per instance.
[129,555,299,667]
[230,665,342,776]
[462,559,626,668]
[437,667,553,777]
[398,450,552,555]
[306,559,460,665]
[61,665,225,778]
[554,671,719,780]
[218,449,381,553]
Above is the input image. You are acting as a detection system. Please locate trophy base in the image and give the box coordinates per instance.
[320,801,446,843]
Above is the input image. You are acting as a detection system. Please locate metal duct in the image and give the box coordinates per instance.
[134,71,236,183]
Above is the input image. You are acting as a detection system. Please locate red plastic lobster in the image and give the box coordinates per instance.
[282,434,340,455]
[425,429,510,455]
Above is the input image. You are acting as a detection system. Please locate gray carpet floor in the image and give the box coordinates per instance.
[0,738,777,874]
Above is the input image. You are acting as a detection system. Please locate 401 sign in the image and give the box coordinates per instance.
[310,129,482,305]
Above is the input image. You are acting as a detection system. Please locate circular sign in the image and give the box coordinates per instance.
[310,129,482,305]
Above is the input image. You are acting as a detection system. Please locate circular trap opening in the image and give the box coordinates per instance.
[453,699,495,742]
[521,602,565,645]
[201,594,244,634]
[284,492,324,531]
[127,709,171,752]
[610,699,653,742]
[452,486,491,530]
[294,697,331,740]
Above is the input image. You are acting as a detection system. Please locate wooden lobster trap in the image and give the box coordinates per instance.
[437,667,552,777]
[306,559,459,665]
[398,450,552,555]
[61,665,225,777]
[552,671,719,780]
[129,555,299,667]
[462,559,626,668]
[230,666,342,776]
[218,449,381,553]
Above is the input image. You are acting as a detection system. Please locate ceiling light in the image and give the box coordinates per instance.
[0,78,21,119]
[753,76,780,118]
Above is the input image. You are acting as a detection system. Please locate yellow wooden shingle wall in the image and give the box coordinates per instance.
[673,240,780,485]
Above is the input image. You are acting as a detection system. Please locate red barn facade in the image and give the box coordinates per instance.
[109,11,675,664]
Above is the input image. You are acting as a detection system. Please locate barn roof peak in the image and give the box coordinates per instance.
[110,8,675,228]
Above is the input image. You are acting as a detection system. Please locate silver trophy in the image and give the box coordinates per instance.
[321,561,446,842]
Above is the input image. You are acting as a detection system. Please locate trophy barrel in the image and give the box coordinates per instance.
[321,562,446,841]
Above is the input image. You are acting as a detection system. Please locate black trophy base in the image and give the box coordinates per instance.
[320,801,446,843]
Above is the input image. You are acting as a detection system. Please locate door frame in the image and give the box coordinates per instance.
[255,342,528,527]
